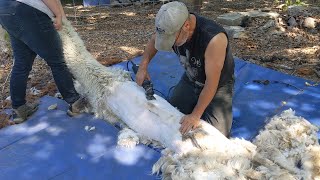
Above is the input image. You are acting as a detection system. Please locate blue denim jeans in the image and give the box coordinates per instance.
[0,1,80,108]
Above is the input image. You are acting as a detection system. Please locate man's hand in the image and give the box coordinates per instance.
[53,15,62,31]
[136,67,151,86]
[179,114,200,135]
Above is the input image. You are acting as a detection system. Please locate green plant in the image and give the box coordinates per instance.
[281,0,307,10]
[285,0,306,6]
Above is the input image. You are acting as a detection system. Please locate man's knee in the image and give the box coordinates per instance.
[169,96,194,114]
[168,77,197,114]
[202,109,232,137]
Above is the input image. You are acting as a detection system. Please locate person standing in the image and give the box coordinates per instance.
[0,0,87,123]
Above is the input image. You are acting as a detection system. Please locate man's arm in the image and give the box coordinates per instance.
[41,0,63,30]
[179,32,227,134]
[42,0,61,18]
[55,0,66,18]
[192,33,227,118]
[136,34,158,86]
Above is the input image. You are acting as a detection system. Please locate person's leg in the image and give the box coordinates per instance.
[0,5,39,122]
[0,2,36,109]
[14,4,80,104]
[201,80,234,137]
[8,35,39,123]
[169,73,198,114]
[9,35,37,108]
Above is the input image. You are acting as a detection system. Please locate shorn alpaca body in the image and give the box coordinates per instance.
[59,19,320,179]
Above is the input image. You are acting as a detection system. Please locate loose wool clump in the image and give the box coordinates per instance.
[59,19,320,179]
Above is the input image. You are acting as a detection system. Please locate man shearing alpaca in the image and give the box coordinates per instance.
[136,1,234,137]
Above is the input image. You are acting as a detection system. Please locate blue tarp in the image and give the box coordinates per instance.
[0,51,319,179]
[0,96,160,180]
[116,52,319,140]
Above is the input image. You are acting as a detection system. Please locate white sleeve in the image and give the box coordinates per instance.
[16,0,54,18]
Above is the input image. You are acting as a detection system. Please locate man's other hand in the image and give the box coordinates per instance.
[179,114,200,135]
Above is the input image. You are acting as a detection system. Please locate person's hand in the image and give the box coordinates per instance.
[136,67,150,86]
[53,15,62,31]
[179,114,201,135]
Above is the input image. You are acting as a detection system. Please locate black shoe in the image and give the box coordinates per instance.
[67,97,89,117]
[12,103,38,124]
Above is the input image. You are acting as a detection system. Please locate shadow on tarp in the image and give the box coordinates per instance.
[0,96,160,180]
[1,51,319,179]
[278,83,320,139]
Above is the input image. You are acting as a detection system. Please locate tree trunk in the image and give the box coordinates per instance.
[180,0,202,14]
[193,0,203,14]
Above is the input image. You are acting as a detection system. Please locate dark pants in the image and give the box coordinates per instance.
[169,73,234,137]
[0,1,79,108]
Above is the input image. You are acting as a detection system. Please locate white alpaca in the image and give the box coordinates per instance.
[59,19,230,154]
[59,19,320,179]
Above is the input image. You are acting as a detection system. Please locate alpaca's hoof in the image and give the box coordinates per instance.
[117,128,139,148]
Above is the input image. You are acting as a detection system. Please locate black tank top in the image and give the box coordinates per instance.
[173,14,234,88]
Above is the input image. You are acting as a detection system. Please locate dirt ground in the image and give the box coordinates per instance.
[0,0,319,128]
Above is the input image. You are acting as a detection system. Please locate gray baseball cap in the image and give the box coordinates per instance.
[155,1,189,51]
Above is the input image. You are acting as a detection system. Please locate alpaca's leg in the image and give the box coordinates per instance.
[117,128,140,148]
